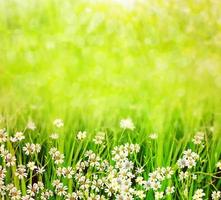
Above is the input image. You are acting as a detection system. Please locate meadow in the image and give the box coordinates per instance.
[0,0,221,199]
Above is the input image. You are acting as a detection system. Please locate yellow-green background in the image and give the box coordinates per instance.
[0,0,221,136]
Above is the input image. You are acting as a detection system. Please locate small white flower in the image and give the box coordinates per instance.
[120,118,135,130]
[53,119,64,128]
[9,187,21,199]
[216,161,221,170]
[77,131,87,140]
[155,191,164,199]
[41,189,53,199]
[27,121,36,130]
[55,183,68,196]
[23,143,41,155]
[212,191,221,200]
[193,189,205,200]
[35,144,41,153]
[52,179,61,187]
[49,148,64,165]
[177,149,199,169]
[37,181,44,190]
[93,132,105,145]
[56,167,63,176]
[10,137,18,143]
[0,128,7,143]
[179,171,189,181]
[166,186,175,195]
[192,174,197,180]
[27,183,40,196]
[21,194,35,200]
[36,167,45,174]
[66,192,78,200]
[27,162,36,171]
[5,153,16,167]
[15,165,27,179]
[0,165,7,179]
[135,190,146,199]
[62,167,75,179]
[50,133,59,140]
[151,181,161,191]
[149,133,158,140]
[23,143,35,155]
[192,132,204,145]
[10,132,25,142]
[135,167,144,174]
[165,167,174,178]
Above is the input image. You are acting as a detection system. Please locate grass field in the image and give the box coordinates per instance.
[0,0,221,199]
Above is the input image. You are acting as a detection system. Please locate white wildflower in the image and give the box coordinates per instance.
[179,171,189,181]
[36,167,45,174]
[53,119,64,128]
[27,121,36,130]
[49,148,64,164]
[0,165,6,179]
[166,186,175,195]
[50,133,59,140]
[23,143,35,155]
[5,153,16,167]
[192,174,197,180]
[93,131,105,145]
[192,132,204,145]
[23,143,41,155]
[155,191,164,199]
[27,183,40,196]
[55,183,67,196]
[27,162,36,171]
[10,132,25,142]
[0,128,7,143]
[77,131,87,140]
[177,149,199,169]
[120,118,135,130]
[9,187,21,200]
[149,133,158,140]
[21,194,35,200]
[212,191,221,200]
[216,161,221,170]
[193,189,205,200]
[15,165,27,179]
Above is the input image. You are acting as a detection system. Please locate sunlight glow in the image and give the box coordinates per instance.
[111,0,136,9]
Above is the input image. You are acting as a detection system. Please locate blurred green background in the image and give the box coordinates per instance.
[0,0,221,133]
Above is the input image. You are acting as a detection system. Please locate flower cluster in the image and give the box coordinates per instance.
[0,118,220,199]
[56,167,74,179]
[23,143,41,155]
[177,149,199,169]
[147,167,174,190]
[10,132,25,143]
